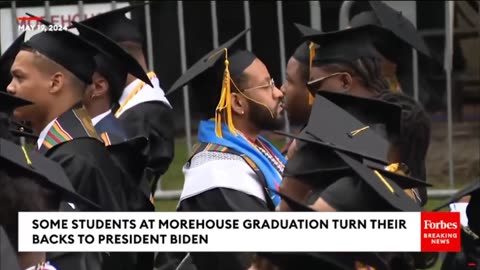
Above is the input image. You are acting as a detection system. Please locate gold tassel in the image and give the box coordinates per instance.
[308,42,316,105]
[384,163,419,201]
[214,48,237,138]
[21,145,32,166]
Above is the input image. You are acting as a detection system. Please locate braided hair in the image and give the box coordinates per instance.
[316,56,389,95]
[377,92,431,204]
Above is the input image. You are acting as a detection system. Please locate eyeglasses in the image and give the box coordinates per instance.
[242,78,276,92]
[306,72,349,93]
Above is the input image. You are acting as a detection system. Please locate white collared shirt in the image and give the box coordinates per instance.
[36,119,55,150]
[91,110,111,126]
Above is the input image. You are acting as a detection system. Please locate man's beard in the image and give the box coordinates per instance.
[247,99,285,131]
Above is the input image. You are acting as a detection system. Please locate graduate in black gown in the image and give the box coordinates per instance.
[71,19,156,270]
[0,135,101,270]
[72,21,154,212]
[166,29,287,270]
[77,3,175,199]
[7,19,128,212]
[6,18,135,269]
[277,92,437,269]
[293,23,432,206]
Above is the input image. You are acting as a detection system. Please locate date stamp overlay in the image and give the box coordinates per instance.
[17,16,68,32]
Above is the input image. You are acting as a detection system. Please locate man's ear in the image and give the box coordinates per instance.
[341,72,354,91]
[93,76,109,97]
[230,92,246,115]
[49,72,65,94]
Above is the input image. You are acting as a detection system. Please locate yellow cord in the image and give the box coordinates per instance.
[21,145,32,166]
[214,48,237,138]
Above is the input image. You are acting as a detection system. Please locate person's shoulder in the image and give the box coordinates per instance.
[123,101,173,115]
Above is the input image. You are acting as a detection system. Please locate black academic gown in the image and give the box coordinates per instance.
[94,112,154,270]
[178,188,268,270]
[176,139,278,270]
[94,111,153,212]
[38,108,128,212]
[47,204,103,270]
[116,101,175,194]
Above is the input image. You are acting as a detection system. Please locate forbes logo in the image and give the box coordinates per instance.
[423,220,459,230]
[420,212,461,252]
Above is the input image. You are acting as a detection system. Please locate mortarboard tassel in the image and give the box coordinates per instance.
[308,42,316,105]
[385,163,420,202]
[214,48,237,138]
[21,145,33,166]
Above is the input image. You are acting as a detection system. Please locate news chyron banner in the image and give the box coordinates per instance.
[18,212,461,252]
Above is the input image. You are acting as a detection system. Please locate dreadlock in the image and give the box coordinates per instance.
[316,56,389,95]
[377,91,431,204]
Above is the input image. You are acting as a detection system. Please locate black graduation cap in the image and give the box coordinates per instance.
[21,18,99,84]
[0,32,26,91]
[0,226,21,270]
[279,131,424,211]
[75,3,147,44]
[291,41,310,65]
[0,91,32,114]
[320,91,401,140]
[295,23,382,64]
[71,21,153,90]
[166,28,251,95]
[166,28,253,138]
[433,180,480,211]
[349,1,431,58]
[9,120,38,140]
[0,138,100,210]
[305,91,399,163]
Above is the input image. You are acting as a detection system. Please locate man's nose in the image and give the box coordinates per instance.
[6,79,15,94]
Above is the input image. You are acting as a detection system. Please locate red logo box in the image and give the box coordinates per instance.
[421,212,461,252]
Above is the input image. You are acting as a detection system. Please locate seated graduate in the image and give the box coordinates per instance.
[281,41,313,132]
[7,19,128,212]
[71,20,154,270]
[167,29,286,270]
[0,137,100,270]
[288,25,430,205]
[77,4,175,204]
[436,181,480,270]
[283,23,390,163]
[278,91,428,212]
[72,21,154,213]
[276,92,436,269]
